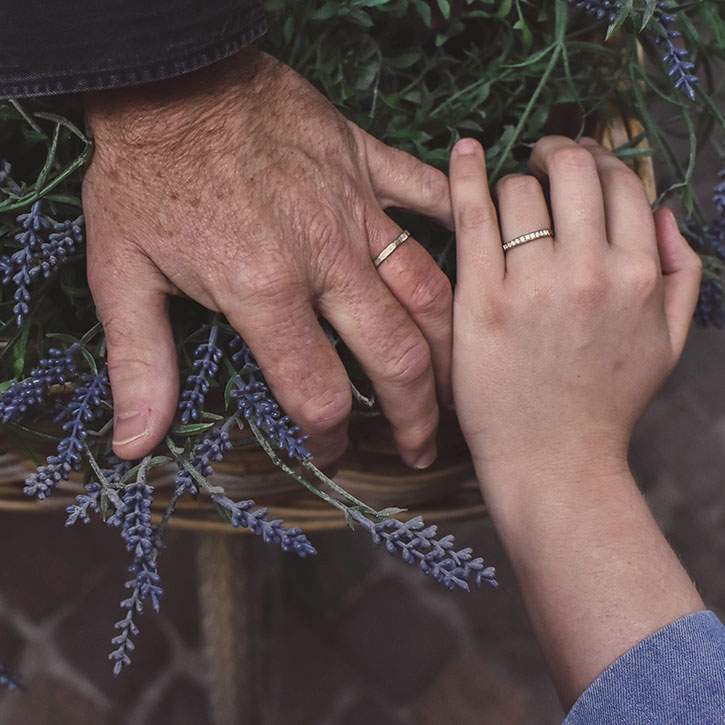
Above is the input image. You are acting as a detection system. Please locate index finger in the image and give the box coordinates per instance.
[449,139,504,288]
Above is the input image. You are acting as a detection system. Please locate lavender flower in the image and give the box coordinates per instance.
[179,323,222,424]
[569,0,618,23]
[229,334,310,458]
[568,0,698,101]
[66,457,129,527]
[0,160,20,195]
[0,344,79,424]
[232,380,310,458]
[65,482,102,526]
[0,201,83,326]
[109,586,142,676]
[213,495,317,556]
[713,169,725,219]
[109,468,163,675]
[652,3,698,102]
[0,663,23,691]
[174,426,232,497]
[24,367,109,500]
[695,280,724,329]
[352,511,498,591]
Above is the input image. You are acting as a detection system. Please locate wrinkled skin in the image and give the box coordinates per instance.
[82,47,454,470]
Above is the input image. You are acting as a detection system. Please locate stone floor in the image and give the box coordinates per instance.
[0,323,724,725]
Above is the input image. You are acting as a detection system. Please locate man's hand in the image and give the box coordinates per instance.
[82,47,454,469]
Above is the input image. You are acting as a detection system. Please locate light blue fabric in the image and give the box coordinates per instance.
[564,610,725,724]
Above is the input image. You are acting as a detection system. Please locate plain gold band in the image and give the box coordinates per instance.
[502,228,553,252]
[373,230,411,268]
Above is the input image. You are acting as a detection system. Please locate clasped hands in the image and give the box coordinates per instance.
[82,47,702,478]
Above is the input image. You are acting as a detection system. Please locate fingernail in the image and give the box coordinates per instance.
[414,446,437,470]
[455,138,478,155]
[113,411,148,447]
[579,136,598,147]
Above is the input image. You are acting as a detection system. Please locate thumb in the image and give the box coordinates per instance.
[356,125,453,229]
[89,258,179,460]
[654,207,703,357]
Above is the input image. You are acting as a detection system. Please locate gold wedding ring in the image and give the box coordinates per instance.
[502,228,553,252]
[373,230,411,268]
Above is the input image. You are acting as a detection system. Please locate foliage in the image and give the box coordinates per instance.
[1,0,725,679]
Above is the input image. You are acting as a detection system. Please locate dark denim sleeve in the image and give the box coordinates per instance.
[564,610,725,725]
[0,0,266,99]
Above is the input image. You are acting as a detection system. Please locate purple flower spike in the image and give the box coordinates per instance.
[568,0,698,101]
[713,169,725,218]
[109,466,164,675]
[0,202,83,326]
[352,511,498,591]
[695,280,724,329]
[570,0,619,23]
[229,334,310,459]
[0,663,24,691]
[213,494,317,557]
[0,344,80,425]
[652,2,698,101]
[24,367,109,500]
[174,427,232,497]
[179,323,222,424]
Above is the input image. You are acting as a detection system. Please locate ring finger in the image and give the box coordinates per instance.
[369,218,453,408]
[319,263,439,470]
[496,174,554,276]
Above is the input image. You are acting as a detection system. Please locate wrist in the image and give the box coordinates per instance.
[472,439,631,510]
[82,45,268,145]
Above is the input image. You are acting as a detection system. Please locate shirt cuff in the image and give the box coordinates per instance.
[564,610,725,724]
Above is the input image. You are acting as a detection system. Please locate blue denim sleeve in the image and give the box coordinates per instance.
[564,611,725,724]
[0,0,266,99]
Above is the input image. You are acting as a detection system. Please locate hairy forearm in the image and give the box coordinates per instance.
[478,457,705,711]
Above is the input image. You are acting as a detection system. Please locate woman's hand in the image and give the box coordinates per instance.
[449,135,702,480]
[448,135,705,708]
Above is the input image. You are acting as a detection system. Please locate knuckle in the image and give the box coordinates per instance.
[396,409,439,451]
[107,351,154,385]
[244,268,299,307]
[418,167,450,203]
[407,267,452,318]
[570,263,610,306]
[472,297,508,330]
[626,256,661,295]
[296,388,352,432]
[551,146,597,174]
[497,174,541,202]
[385,338,431,387]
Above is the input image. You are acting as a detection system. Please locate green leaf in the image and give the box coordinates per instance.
[496,0,513,18]
[437,0,451,20]
[34,123,61,192]
[412,0,432,24]
[224,375,237,409]
[311,2,337,20]
[12,323,31,378]
[640,0,658,31]
[388,51,423,69]
[79,346,98,375]
[170,422,216,436]
[283,16,295,44]
[605,0,632,41]
[214,501,233,525]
